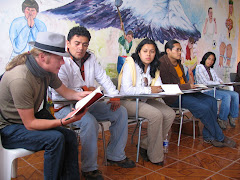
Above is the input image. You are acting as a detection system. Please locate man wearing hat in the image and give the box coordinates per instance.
[52,26,136,180]
[0,32,91,180]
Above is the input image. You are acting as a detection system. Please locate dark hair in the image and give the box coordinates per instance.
[200,52,216,68]
[208,7,213,14]
[165,40,180,52]
[131,38,160,78]
[159,39,180,57]
[126,30,134,37]
[22,0,39,13]
[67,26,91,41]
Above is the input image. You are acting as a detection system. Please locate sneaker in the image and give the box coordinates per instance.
[204,139,224,147]
[229,116,237,127]
[82,170,104,180]
[217,118,227,130]
[222,136,236,148]
[107,157,136,168]
[139,147,149,162]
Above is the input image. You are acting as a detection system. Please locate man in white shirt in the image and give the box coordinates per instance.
[52,26,135,180]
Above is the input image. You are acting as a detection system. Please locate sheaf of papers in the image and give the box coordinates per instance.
[195,84,208,88]
[160,84,183,95]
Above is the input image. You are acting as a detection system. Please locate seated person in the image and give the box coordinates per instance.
[51,26,135,180]
[0,32,91,179]
[234,61,240,103]
[195,52,239,129]
[118,38,175,166]
[159,40,236,148]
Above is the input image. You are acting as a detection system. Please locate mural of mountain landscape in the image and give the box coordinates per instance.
[44,0,201,43]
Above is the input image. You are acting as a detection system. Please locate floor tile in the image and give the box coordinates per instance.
[13,165,43,180]
[182,152,232,172]
[202,146,240,161]
[206,173,235,180]
[132,154,178,171]
[174,136,212,151]
[22,150,44,165]
[218,162,240,179]
[157,161,214,179]
[137,172,174,180]
[99,165,152,180]
[166,143,198,160]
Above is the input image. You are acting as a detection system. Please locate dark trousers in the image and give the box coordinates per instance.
[0,124,80,180]
[171,92,225,142]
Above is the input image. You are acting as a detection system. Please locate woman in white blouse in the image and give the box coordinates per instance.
[119,38,175,166]
[195,52,239,129]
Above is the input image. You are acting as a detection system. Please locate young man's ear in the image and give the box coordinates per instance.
[166,48,171,54]
[38,52,45,62]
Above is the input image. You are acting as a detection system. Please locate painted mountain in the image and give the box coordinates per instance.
[43,0,201,43]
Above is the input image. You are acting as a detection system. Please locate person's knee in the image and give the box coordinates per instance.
[49,131,65,145]
[74,113,99,130]
[221,93,231,102]
[115,105,128,120]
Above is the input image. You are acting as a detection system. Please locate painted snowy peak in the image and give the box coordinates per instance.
[43,0,201,43]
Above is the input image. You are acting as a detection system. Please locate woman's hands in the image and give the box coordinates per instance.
[151,86,163,93]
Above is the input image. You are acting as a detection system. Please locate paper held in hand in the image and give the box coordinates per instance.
[71,86,104,117]
[160,84,183,95]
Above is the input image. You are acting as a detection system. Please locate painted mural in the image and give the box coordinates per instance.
[0,0,239,81]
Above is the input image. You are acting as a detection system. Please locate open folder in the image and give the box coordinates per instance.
[71,86,103,117]
[160,84,183,95]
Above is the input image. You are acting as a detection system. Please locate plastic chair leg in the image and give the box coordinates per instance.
[11,159,18,178]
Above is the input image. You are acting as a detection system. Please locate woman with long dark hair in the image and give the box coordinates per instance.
[118,38,175,166]
[196,51,239,129]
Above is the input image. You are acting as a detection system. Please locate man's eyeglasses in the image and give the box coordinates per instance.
[172,48,182,52]
[82,43,89,47]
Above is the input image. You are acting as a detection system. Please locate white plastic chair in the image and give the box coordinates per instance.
[0,134,34,180]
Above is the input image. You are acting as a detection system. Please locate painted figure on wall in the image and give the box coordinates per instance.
[226,0,235,39]
[117,22,134,73]
[181,37,197,82]
[203,7,217,47]
[9,0,47,60]
[115,0,134,73]
[219,0,235,68]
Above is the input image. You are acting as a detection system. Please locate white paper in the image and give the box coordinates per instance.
[161,84,183,95]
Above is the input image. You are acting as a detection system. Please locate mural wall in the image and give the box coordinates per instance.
[0,0,239,82]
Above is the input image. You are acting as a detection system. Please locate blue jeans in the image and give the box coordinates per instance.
[117,56,126,73]
[55,101,128,172]
[204,89,239,120]
[0,124,79,180]
[171,92,225,142]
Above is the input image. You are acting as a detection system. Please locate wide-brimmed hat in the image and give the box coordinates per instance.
[29,32,70,57]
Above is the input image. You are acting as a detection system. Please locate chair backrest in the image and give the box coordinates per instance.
[230,73,237,82]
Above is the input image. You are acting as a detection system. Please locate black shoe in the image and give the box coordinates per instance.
[139,147,149,162]
[107,157,136,168]
[82,170,104,180]
[153,161,164,166]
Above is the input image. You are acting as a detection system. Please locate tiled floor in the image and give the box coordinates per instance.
[13,117,240,180]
